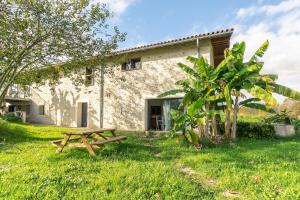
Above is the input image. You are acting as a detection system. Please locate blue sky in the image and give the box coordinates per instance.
[99,0,300,93]
[111,0,281,48]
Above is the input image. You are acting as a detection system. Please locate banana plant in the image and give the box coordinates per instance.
[217,40,300,139]
[159,56,223,144]
[212,41,276,138]
[160,40,300,145]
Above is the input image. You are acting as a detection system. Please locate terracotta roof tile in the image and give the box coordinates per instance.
[115,28,234,54]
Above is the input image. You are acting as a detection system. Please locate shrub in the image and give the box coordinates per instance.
[237,122,275,138]
[1,113,22,123]
[264,110,292,124]
[291,118,300,133]
[218,121,275,139]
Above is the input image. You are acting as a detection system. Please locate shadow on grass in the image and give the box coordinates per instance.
[185,135,300,173]
[0,121,61,144]
[47,135,179,163]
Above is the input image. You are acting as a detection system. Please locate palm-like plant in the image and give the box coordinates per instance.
[218,40,300,139]
[160,40,300,145]
[159,56,222,145]
[214,41,276,138]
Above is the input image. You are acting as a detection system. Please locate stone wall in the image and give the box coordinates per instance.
[28,39,212,131]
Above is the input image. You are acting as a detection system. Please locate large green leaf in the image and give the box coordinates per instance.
[212,54,233,79]
[271,83,300,100]
[249,40,269,64]
[242,103,276,113]
[187,56,209,78]
[207,93,225,101]
[177,63,198,77]
[187,98,204,116]
[239,98,261,106]
[248,85,278,107]
[187,130,200,146]
[158,89,183,97]
[231,42,246,62]
[175,79,190,87]
[260,74,278,82]
[229,64,262,87]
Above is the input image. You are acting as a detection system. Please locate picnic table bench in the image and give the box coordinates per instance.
[50,128,127,156]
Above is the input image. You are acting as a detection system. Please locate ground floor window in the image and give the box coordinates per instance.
[8,105,16,112]
[147,98,182,131]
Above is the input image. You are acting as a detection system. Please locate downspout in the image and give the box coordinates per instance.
[196,38,200,58]
[99,65,104,128]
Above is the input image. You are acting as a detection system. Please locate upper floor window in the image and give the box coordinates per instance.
[85,67,94,86]
[122,58,141,71]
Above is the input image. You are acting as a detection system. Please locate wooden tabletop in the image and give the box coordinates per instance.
[63,128,115,136]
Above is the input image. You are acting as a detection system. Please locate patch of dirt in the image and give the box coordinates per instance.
[207,179,217,186]
[180,166,219,187]
[155,192,163,200]
[223,190,241,198]
[154,152,161,157]
[180,166,197,176]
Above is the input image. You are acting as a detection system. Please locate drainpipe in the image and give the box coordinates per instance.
[99,65,104,128]
[197,38,200,58]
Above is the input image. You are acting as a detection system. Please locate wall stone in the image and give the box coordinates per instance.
[28,39,212,131]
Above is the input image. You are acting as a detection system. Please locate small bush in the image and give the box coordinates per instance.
[291,118,300,133]
[237,122,275,138]
[1,113,22,123]
[218,122,276,139]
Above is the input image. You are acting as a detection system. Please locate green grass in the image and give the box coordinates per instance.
[1,120,300,199]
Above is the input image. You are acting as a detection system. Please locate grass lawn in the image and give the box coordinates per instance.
[1,120,300,199]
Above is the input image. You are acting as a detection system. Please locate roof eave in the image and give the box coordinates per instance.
[113,28,234,55]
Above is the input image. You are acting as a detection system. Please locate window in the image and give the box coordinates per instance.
[85,67,94,86]
[122,58,141,71]
[38,105,45,115]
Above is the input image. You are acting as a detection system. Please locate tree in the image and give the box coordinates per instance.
[215,41,276,139]
[0,0,125,105]
[160,40,300,146]
[159,56,227,146]
[218,41,300,139]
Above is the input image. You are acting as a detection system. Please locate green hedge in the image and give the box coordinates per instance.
[0,113,22,123]
[236,122,275,138]
[218,122,276,139]
[291,119,300,133]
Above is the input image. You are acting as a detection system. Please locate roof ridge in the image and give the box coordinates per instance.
[115,28,234,54]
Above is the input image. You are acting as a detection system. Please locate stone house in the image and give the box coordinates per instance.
[24,28,233,131]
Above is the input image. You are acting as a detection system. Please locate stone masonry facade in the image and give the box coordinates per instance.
[27,29,232,131]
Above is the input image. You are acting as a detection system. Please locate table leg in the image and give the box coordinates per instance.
[111,130,121,143]
[111,130,116,137]
[81,135,96,156]
[96,133,108,140]
[59,135,71,152]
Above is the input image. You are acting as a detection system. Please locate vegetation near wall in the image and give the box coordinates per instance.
[160,40,300,147]
[237,122,275,138]
[0,0,125,106]
[280,99,300,118]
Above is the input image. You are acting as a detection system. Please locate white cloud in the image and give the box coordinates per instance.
[233,0,300,94]
[92,0,137,18]
[237,0,300,18]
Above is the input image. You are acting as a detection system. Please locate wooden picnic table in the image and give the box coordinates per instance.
[50,128,127,156]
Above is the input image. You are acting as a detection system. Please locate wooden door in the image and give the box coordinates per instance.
[81,103,88,127]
